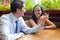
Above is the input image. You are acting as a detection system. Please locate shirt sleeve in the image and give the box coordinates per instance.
[0,16,24,40]
[19,17,42,34]
[21,25,41,34]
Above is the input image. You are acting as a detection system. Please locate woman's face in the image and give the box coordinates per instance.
[34,6,42,18]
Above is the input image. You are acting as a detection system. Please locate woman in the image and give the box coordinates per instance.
[28,5,56,29]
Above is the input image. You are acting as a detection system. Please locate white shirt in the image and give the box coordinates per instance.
[0,13,41,40]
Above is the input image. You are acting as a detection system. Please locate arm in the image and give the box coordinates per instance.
[21,24,41,34]
[45,19,56,29]
[29,19,37,26]
[0,17,25,40]
[40,13,56,29]
[19,17,42,34]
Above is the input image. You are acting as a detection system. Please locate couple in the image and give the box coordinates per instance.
[0,0,56,40]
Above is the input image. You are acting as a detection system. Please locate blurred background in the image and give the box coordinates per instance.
[0,0,60,28]
[0,0,60,11]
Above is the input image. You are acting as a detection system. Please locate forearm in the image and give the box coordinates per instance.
[24,25,41,34]
[1,32,25,40]
[45,19,56,28]
[45,25,56,29]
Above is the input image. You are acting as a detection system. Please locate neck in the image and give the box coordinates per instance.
[36,17,40,20]
[13,12,21,18]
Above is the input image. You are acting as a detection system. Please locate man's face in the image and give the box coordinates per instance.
[21,4,26,16]
[17,4,26,17]
[20,7,26,16]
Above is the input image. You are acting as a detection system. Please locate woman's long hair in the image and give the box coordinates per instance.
[32,5,45,23]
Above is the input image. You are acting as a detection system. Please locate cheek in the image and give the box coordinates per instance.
[39,11,42,15]
[35,11,42,16]
[35,13,40,17]
[22,8,26,13]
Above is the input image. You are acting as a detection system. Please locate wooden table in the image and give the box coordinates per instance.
[18,29,60,40]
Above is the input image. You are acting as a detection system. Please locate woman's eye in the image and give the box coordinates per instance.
[35,10,40,12]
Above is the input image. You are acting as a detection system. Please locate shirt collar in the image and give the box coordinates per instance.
[9,12,17,22]
[9,12,23,22]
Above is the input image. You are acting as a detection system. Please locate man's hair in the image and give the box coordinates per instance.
[11,1,24,13]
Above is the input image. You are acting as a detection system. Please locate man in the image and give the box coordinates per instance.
[0,0,41,40]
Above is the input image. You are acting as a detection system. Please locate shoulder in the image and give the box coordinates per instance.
[0,14,11,23]
[1,14,10,19]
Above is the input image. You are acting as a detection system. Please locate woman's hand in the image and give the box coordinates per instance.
[37,15,46,26]
[38,13,49,26]
[44,13,49,19]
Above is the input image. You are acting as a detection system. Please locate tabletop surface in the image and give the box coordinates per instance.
[18,29,60,40]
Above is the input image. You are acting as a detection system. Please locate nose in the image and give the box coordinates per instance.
[36,11,39,14]
[24,9,26,13]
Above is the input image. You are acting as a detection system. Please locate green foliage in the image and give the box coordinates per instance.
[4,4,10,10]
[0,0,60,11]
[25,0,60,10]
[25,0,34,10]
[0,4,10,11]
[57,0,60,9]
[39,0,60,10]
[0,0,5,2]
[0,4,3,10]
